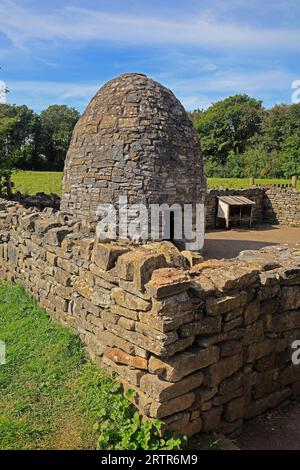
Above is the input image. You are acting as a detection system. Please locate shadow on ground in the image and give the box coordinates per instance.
[235,400,300,450]
[204,239,277,260]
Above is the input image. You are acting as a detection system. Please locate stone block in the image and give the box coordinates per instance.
[281,287,300,310]
[180,316,221,338]
[202,406,223,432]
[92,242,130,271]
[146,268,191,299]
[206,292,247,316]
[104,347,148,370]
[150,392,195,419]
[206,354,243,386]
[149,346,219,382]
[111,287,151,311]
[224,396,245,422]
[140,371,203,402]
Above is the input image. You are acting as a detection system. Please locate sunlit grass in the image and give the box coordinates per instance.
[10,171,300,196]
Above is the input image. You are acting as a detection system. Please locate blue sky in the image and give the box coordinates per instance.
[0,0,299,113]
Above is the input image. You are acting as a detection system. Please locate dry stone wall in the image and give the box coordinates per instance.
[206,187,300,229]
[1,197,300,438]
[264,188,300,226]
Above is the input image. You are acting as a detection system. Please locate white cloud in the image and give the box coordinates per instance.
[165,69,295,96]
[6,67,294,113]
[6,80,101,111]
[0,0,299,51]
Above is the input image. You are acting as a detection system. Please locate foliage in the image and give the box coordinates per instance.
[0,104,39,195]
[1,92,299,184]
[194,94,264,166]
[0,281,185,450]
[193,97,299,179]
[95,388,185,450]
[0,103,79,185]
[279,134,300,178]
[39,105,80,171]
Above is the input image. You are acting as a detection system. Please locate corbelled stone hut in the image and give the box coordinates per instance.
[60,73,206,241]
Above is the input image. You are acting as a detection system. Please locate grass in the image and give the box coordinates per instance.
[10,171,300,196]
[0,281,185,451]
[208,178,300,190]
[12,171,63,196]
[0,281,130,450]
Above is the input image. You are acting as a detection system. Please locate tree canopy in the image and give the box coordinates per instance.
[39,105,80,171]
[191,96,300,179]
[0,103,80,195]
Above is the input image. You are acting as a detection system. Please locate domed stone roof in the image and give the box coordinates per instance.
[60,73,206,223]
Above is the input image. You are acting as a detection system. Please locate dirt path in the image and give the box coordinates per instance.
[235,400,300,450]
[204,224,300,259]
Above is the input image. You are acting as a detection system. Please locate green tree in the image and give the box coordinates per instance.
[39,105,80,170]
[261,104,300,151]
[0,104,39,195]
[279,134,300,178]
[194,94,264,168]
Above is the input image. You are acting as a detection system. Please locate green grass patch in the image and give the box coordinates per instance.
[0,281,184,450]
[207,178,300,190]
[12,171,63,196]
[10,172,300,196]
[0,280,112,449]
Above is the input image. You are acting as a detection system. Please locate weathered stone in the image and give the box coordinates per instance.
[151,292,192,317]
[196,327,244,347]
[148,346,220,382]
[102,355,145,385]
[243,320,264,345]
[112,287,151,311]
[280,365,300,385]
[281,286,300,310]
[111,304,139,321]
[135,322,178,345]
[146,268,191,299]
[150,392,195,419]
[139,310,194,333]
[92,243,130,271]
[104,347,148,370]
[247,339,274,363]
[206,292,248,316]
[206,355,243,386]
[117,250,168,291]
[244,388,291,419]
[244,301,261,325]
[118,317,135,331]
[179,316,221,338]
[140,371,203,402]
[253,369,279,399]
[224,396,245,422]
[220,340,242,358]
[213,387,243,406]
[162,412,190,435]
[202,406,223,432]
[182,250,203,267]
[44,227,71,246]
[223,316,243,332]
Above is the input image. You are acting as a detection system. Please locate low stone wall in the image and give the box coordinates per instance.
[264,188,300,226]
[1,198,300,438]
[206,186,300,229]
